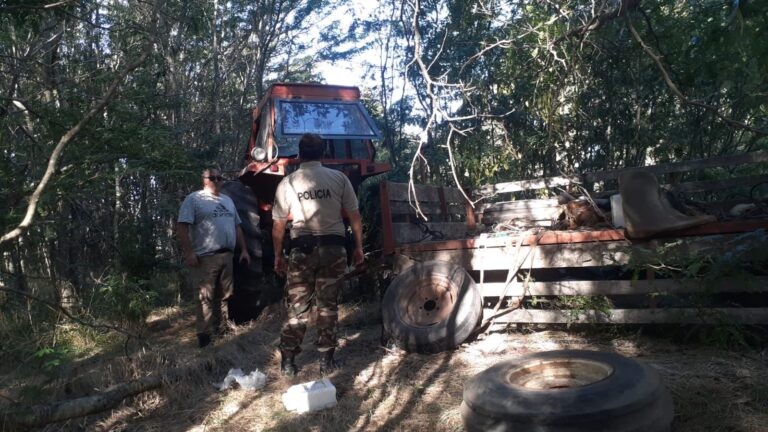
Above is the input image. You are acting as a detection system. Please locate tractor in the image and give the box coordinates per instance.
[223,83,391,322]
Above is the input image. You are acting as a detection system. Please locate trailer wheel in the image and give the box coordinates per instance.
[382,261,482,353]
[461,350,674,432]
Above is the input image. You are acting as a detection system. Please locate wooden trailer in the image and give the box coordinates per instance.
[378,151,768,352]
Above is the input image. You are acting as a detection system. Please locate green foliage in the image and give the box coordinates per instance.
[555,295,614,327]
[394,0,768,189]
[96,274,160,325]
[629,230,768,282]
[628,230,768,349]
[702,314,762,350]
[33,345,75,373]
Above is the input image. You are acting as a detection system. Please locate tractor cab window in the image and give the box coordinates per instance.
[274,99,381,152]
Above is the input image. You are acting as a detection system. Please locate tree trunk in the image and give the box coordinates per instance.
[1,375,163,430]
[212,0,221,135]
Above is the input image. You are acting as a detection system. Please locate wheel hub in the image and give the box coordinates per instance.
[506,359,614,390]
[399,276,457,327]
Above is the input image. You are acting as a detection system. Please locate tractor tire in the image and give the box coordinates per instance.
[461,350,674,432]
[221,180,262,244]
[382,261,482,353]
[221,181,270,323]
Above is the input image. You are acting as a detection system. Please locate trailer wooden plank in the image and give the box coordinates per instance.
[389,201,466,217]
[584,150,768,183]
[397,241,631,271]
[381,181,396,254]
[397,229,628,252]
[475,175,580,195]
[480,207,561,222]
[597,175,768,197]
[396,232,759,272]
[487,308,768,324]
[392,222,474,244]
[478,278,768,297]
[386,181,466,203]
[477,199,560,212]
[394,220,767,253]
[670,174,768,194]
[472,151,768,195]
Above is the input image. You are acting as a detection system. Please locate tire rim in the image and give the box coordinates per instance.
[506,359,614,390]
[399,275,457,327]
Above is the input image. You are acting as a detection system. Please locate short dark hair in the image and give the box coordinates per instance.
[298,133,325,160]
[202,167,220,177]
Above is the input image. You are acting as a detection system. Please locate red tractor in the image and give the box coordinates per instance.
[223,83,391,321]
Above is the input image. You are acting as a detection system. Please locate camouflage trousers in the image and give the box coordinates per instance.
[279,244,347,354]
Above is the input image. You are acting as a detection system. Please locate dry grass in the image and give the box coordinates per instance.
[4,301,766,432]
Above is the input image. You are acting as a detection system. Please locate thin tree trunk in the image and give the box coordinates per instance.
[212,0,221,135]
[1,375,163,430]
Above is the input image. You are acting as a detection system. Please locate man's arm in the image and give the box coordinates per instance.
[236,225,251,265]
[347,210,365,266]
[272,218,288,275]
[176,222,198,267]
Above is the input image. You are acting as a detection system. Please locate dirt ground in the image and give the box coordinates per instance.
[6,301,768,432]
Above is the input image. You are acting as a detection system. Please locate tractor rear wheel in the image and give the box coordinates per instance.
[221,181,269,323]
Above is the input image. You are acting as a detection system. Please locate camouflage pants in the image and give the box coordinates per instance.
[279,245,347,354]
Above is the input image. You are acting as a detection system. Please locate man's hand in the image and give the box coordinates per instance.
[184,252,199,267]
[239,250,251,266]
[352,246,364,266]
[274,254,287,276]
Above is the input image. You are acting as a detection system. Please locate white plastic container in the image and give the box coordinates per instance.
[282,378,337,413]
[610,194,625,228]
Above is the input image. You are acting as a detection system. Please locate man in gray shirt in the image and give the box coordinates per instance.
[178,168,251,348]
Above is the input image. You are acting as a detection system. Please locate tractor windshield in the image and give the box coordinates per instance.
[273,99,381,156]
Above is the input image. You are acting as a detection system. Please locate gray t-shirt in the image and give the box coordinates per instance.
[178,190,241,256]
[272,161,359,238]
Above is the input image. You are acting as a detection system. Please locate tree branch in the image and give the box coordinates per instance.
[0,5,160,247]
[550,0,640,45]
[626,14,768,137]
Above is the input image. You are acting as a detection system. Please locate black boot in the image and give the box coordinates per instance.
[280,350,298,376]
[197,333,211,348]
[319,348,341,374]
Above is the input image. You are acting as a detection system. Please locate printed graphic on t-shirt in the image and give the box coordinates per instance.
[297,188,332,201]
[212,203,233,218]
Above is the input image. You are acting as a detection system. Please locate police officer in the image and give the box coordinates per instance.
[272,133,364,375]
[177,168,251,348]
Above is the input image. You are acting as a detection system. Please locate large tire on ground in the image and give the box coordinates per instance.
[382,261,482,353]
[461,350,674,432]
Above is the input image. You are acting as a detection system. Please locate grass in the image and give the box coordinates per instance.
[2,301,767,431]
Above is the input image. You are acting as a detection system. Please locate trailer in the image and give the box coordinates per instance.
[378,151,768,353]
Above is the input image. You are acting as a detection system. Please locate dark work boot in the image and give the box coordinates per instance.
[319,348,341,374]
[197,333,211,348]
[280,350,298,376]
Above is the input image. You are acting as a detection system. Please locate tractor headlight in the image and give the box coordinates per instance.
[250,147,267,161]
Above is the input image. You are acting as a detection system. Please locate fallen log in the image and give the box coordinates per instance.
[1,374,163,431]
